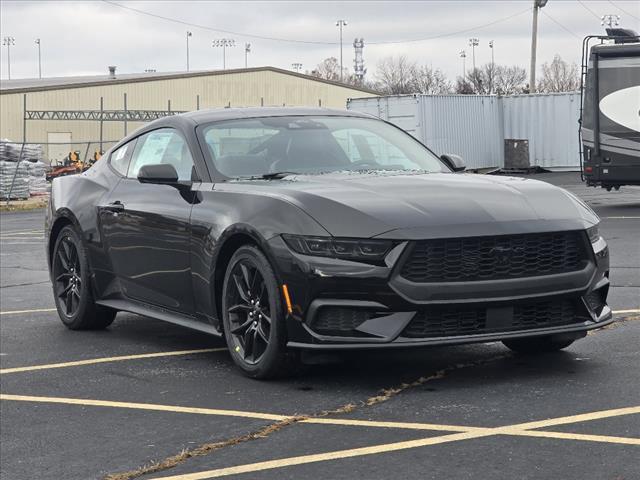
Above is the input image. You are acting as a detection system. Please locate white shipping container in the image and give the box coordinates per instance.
[347,92,581,170]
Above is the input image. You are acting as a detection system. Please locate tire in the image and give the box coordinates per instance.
[51,225,116,330]
[502,335,576,353]
[221,245,298,379]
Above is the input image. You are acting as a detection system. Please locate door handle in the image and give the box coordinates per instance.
[104,201,125,213]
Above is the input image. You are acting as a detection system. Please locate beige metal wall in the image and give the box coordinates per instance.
[0,70,376,154]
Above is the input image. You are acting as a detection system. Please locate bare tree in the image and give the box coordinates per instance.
[310,57,343,82]
[374,55,416,94]
[494,65,527,95]
[412,65,452,94]
[537,55,580,93]
[454,76,476,94]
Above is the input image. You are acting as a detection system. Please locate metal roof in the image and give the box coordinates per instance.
[0,66,379,95]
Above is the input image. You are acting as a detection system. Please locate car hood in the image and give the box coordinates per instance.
[224,172,599,238]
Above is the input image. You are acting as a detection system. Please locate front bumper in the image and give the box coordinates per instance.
[268,233,612,350]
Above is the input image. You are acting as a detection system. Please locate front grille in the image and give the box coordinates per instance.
[313,307,374,336]
[402,300,581,338]
[399,231,585,283]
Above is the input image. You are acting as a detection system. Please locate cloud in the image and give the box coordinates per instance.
[1,0,638,81]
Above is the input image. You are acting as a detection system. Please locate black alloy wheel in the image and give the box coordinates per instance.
[226,259,272,364]
[51,225,116,330]
[222,245,297,378]
[53,235,83,317]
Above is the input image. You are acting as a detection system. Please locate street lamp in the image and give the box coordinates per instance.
[530,0,549,93]
[212,38,236,69]
[186,31,192,72]
[291,63,303,73]
[601,14,620,27]
[336,19,347,82]
[2,36,15,80]
[468,37,479,71]
[35,38,42,79]
[459,50,467,78]
[244,43,251,68]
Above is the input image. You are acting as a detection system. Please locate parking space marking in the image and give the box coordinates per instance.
[303,417,484,433]
[613,309,640,314]
[0,394,288,421]
[506,430,640,446]
[0,348,226,374]
[496,405,640,431]
[0,308,56,315]
[0,229,43,236]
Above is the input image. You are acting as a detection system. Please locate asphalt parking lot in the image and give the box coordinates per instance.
[1,172,638,480]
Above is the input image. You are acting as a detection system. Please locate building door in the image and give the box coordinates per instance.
[47,132,72,166]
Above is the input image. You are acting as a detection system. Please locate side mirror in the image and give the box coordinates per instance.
[440,154,466,172]
[138,163,179,184]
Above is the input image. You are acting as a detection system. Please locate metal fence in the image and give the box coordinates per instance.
[347,92,582,170]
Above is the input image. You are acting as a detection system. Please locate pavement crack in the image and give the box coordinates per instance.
[103,353,510,480]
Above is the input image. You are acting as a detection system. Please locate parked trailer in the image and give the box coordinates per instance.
[580,30,640,190]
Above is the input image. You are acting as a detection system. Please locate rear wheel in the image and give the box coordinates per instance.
[52,225,116,330]
[221,245,297,378]
[502,335,576,353]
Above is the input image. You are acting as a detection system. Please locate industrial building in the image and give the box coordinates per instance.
[0,66,377,164]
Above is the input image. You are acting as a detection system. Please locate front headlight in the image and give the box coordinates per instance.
[282,234,393,261]
[586,224,600,243]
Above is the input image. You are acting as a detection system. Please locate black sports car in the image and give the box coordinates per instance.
[46,108,612,378]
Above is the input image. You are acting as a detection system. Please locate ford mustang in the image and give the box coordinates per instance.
[46,108,612,378]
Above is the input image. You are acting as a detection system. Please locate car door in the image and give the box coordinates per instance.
[99,128,197,314]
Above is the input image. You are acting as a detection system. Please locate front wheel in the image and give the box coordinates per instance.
[221,245,298,379]
[502,335,576,353]
[52,225,116,330]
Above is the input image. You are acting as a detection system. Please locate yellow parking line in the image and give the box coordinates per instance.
[0,308,56,315]
[149,431,492,480]
[302,417,484,433]
[0,348,226,374]
[507,429,640,446]
[613,309,640,315]
[500,405,640,431]
[0,394,287,422]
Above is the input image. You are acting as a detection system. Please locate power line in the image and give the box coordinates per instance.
[607,0,640,21]
[100,0,531,47]
[576,0,602,20]
[540,10,582,39]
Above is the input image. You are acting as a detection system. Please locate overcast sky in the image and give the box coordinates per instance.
[1,0,639,82]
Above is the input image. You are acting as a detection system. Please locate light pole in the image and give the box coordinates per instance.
[186,31,192,71]
[244,43,251,68]
[35,38,42,79]
[336,19,347,82]
[291,63,303,73]
[468,38,479,72]
[530,0,548,93]
[488,40,494,93]
[212,39,235,69]
[459,50,467,79]
[601,14,620,27]
[2,36,15,80]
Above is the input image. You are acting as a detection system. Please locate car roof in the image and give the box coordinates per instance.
[178,107,373,126]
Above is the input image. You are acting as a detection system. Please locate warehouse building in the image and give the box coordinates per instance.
[0,67,378,164]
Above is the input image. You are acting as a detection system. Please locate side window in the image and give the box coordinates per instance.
[110,141,135,176]
[127,129,195,181]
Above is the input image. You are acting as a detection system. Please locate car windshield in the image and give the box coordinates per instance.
[199,115,448,178]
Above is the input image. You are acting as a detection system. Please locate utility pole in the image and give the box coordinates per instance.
[291,63,303,73]
[244,43,251,68]
[35,38,42,79]
[186,31,192,71]
[459,50,467,78]
[468,37,479,71]
[336,19,347,82]
[601,14,620,28]
[212,39,235,69]
[2,36,15,80]
[529,0,548,93]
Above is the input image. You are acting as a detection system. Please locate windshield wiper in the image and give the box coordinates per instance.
[251,171,299,180]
